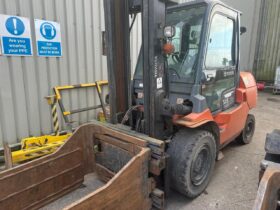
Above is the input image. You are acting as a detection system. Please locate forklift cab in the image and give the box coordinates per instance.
[133,0,241,115]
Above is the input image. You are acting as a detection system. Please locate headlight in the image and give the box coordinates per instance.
[164,26,176,38]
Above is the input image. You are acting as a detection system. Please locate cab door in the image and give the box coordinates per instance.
[202,6,239,113]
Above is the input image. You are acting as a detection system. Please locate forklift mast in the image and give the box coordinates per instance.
[104,0,131,124]
[142,0,168,137]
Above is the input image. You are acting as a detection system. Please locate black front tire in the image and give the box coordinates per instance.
[167,129,216,198]
[237,114,255,144]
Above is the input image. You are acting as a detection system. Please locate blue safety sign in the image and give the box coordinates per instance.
[6,17,25,36]
[0,15,33,56]
[35,19,62,57]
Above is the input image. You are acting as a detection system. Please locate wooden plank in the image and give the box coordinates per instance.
[65,148,152,210]
[90,121,165,149]
[95,133,137,154]
[100,126,148,147]
[95,163,115,183]
[87,122,147,147]
[115,124,165,149]
[3,143,12,169]
[0,125,95,210]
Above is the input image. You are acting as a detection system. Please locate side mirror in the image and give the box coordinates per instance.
[164,26,176,39]
[240,26,247,35]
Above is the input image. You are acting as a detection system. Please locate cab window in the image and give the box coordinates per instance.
[202,13,236,112]
[205,14,235,68]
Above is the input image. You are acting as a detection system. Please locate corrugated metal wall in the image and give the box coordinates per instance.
[0,0,111,146]
[0,0,142,146]
[253,0,280,81]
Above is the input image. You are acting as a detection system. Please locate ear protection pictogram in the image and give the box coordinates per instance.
[42,24,55,37]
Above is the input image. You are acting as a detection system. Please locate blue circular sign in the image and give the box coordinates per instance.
[40,22,56,40]
[5,17,25,36]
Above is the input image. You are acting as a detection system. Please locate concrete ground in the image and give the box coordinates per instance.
[166,92,280,210]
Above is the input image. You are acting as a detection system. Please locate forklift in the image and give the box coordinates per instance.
[0,0,258,209]
[105,0,257,198]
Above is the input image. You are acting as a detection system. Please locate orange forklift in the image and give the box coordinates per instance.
[0,0,258,209]
[106,0,257,197]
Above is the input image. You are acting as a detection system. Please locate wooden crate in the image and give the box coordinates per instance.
[0,122,156,210]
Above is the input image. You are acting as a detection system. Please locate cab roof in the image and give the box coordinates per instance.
[167,0,241,14]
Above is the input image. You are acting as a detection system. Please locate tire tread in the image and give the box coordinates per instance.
[167,129,216,198]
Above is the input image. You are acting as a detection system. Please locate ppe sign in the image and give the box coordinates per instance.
[35,19,62,57]
[0,15,33,56]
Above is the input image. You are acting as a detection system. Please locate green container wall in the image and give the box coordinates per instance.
[254,0,280,82]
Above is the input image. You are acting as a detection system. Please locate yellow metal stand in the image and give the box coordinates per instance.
[10,80,108,164]
[45,95,60,135]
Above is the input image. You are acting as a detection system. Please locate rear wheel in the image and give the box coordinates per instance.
[167,129,216,198]
[237,114,255,144]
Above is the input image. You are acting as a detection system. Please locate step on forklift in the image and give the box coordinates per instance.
[0,0,258,209]
[106,0,257,198]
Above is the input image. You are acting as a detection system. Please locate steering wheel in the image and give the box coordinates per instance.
[169,67,180,79]
[180,53,195,75]
[172,53,181,64]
